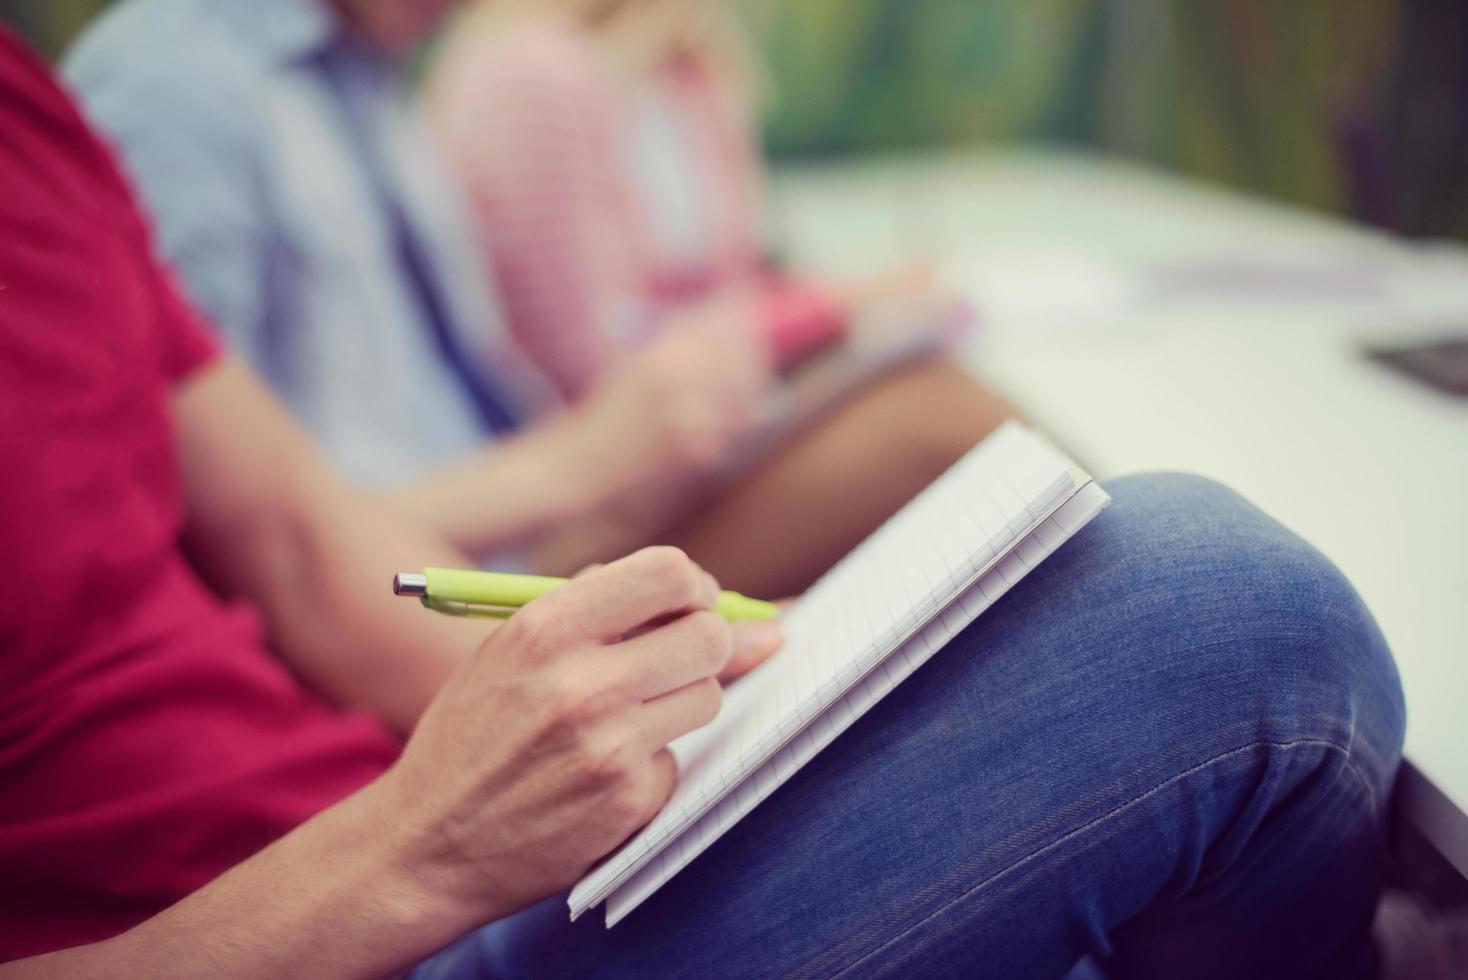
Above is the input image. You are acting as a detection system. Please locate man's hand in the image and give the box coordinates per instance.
[0,556,786,980]
[568,562,785,686]
[380,547,776,922]
[723,619,786,683]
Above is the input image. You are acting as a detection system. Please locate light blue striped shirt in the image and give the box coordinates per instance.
[65,0,556,487]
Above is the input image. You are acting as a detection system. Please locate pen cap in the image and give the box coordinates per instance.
[393,572,429,596]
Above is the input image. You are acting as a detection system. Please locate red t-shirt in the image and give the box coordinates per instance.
[0,32,401,960]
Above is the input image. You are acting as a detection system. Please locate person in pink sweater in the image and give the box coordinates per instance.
[427,0,1017,593]
[427,0,954,399]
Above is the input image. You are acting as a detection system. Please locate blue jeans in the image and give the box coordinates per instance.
[414,474,1405,979]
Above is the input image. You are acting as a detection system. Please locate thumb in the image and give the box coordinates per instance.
[640,748,679,828]
[719,619,785,683]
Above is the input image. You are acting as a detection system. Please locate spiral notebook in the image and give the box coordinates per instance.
[569,422,1110,926]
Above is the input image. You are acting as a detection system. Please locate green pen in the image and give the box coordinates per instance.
[392,567,779,623]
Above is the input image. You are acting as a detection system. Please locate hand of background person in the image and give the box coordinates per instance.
[376,547,784,923]
[827,261,940,315]
[827,260,975,350]
[569,297,772,493]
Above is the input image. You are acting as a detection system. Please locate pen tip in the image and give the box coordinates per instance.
[393,572,428,597]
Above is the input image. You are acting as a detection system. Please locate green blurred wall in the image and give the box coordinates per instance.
[0,0,101,58]
[5,0,1466,237]
[759,0,1467,238]
[761,0,1106,154]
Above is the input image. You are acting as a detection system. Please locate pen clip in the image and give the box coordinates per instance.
[419,595,514,619]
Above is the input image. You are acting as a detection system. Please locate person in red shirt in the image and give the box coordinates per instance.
[0,23,775,967]
[0,25,1403,980]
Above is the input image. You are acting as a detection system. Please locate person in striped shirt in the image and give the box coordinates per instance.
[427,0,963,399]
[424,0,1021,591]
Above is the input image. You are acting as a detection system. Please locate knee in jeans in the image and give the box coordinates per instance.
[1100,472,1405,775]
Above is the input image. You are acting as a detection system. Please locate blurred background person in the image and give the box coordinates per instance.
[62,0,1015,599]
[426,0,953,401]
[426,0,1006,582]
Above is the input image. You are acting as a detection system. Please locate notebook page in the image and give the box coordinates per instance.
[604,480,1110,924]
[569,423,1072,915]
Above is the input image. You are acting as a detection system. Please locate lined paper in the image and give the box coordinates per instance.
[569,423,1106,921]
[605,481,1109,924]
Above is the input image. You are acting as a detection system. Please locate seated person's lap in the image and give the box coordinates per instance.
[416,473,1403,980]
[530,359,1020,598]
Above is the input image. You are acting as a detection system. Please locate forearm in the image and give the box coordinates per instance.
[382,411,621,559]
[1,778,475,980]
[176,360,485,733]
[250,474,490,733]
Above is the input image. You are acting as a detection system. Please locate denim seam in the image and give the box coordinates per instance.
[1187,740,1380,901]
[823,735,1373,980]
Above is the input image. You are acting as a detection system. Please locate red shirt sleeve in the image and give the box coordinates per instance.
[0,34,395,959]
[0,27,223,383]
[104,114,223,382]
[144,248,224,381]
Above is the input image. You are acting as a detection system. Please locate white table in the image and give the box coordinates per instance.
[773,149,1468,871]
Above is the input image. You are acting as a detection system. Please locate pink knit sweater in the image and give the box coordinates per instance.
[428,24,845,400]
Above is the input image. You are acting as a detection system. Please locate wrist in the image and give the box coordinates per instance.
[351,771,495,941]
[64,775,491,980]
[361,761,533,941]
